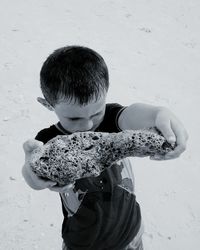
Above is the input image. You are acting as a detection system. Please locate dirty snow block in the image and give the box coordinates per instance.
[30,129,175,185]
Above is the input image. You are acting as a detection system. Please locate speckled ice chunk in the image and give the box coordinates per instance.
[30,129,175,185]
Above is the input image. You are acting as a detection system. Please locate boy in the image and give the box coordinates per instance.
[22,46,188,250]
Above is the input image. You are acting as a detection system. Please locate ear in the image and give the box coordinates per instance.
[37,97,54,111]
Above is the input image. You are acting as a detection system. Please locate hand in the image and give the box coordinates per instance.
[151,108,189,160]
[22,139,57,190]
[48,183,74,193]
[22,139,74,193]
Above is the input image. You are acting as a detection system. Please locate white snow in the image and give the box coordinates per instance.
[0,0,200,249]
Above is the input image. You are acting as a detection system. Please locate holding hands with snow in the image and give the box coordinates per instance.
[22,104,188,193]
[21,46,189,250]
[28,128,175,186]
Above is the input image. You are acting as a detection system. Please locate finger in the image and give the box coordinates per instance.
[154,141,186,160]
[150,126,188,161]
[37,178,57,185]
[150,154,176,161]
[49,183,74,193]
[23,140,44,162]
[48,185,65,192]
[156,120,176,144]
[28,169,57,186]
[150,155,165,161]
[45,180,58,188]
[36,178,57,189]
[60,183,74,193]
[174,130,187,149]
[164,144,186,159]
[171,122,187,148]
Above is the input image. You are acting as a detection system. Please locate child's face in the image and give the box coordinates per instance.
[54,94,107,133]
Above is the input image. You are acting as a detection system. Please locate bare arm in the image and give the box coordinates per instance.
[118,103,188,160]
[118,103,160,130]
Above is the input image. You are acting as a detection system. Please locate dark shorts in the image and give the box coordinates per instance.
[62,221,144,250]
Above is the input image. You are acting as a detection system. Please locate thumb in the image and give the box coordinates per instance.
[23,139,43,158]
[46,180,58,188]
[157,121,176,144]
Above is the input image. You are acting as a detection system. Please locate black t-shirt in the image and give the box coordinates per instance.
[35,103,141,250]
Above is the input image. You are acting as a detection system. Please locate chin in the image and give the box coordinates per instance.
[76,127,96,133]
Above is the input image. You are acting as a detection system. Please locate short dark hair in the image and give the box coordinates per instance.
[40,45,109,106]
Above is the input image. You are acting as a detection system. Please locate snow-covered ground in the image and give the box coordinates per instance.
[0,0,200,249]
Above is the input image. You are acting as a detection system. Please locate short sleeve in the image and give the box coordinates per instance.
[96,103,127,133]
[35,125,63,144]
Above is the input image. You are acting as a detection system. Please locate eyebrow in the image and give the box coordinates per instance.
[66,110,103,119]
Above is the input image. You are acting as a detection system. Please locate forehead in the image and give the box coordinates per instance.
[55,95,106,118]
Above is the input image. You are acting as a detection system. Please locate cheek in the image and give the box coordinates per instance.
[92,114,104,124]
